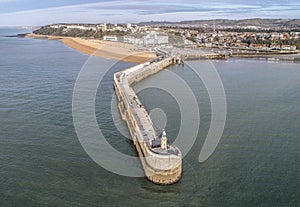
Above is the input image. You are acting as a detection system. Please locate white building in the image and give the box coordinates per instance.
[49,24,61,29]
[103,36,118,42]
[281,45,297,51]
[143,31,169,46]
[124,32,168,46]
[123,36,143,45]
[49,24,97,31]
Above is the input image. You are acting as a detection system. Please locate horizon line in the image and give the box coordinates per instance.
[1,17,300,27]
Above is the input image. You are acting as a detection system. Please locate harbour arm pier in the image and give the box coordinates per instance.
[113,57,182,185]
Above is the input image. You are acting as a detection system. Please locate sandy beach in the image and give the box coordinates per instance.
[25,33,157,63]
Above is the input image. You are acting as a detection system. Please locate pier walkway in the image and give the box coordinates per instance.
[114,57,182,185]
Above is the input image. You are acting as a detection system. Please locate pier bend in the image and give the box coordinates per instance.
[113,56,183,185]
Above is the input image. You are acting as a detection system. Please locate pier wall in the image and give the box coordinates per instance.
[183,53,227,60]
[114,57,182,185]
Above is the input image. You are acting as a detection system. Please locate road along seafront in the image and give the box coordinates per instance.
[113,57,183,185]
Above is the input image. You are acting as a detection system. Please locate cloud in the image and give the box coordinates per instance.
[0,0,299,26]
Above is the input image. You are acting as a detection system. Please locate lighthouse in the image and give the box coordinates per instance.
[161,130,168,150]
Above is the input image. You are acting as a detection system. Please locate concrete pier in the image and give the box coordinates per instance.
[113,57,182,185]
[183,53,227,60]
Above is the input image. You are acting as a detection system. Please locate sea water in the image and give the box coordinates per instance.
[1,28,299,207]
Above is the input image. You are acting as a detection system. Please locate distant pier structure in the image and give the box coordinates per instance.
[113,57,182,185]
[155,46,228,61]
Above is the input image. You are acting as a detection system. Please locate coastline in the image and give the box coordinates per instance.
[25,33,157,63]
[23,33,300,63]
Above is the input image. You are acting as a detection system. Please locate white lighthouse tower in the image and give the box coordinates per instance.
[161,130,168,150]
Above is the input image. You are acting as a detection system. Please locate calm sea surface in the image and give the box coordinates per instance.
[0,28,299,207]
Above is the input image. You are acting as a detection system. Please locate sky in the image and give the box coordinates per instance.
[0,0,300,26]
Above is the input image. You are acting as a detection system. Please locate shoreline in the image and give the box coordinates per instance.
[24,33,157,63]
[23,33,300,63]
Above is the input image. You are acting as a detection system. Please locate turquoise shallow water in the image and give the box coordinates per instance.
[0,29,299,207]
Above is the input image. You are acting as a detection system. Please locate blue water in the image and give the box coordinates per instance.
[0,28,299,207]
